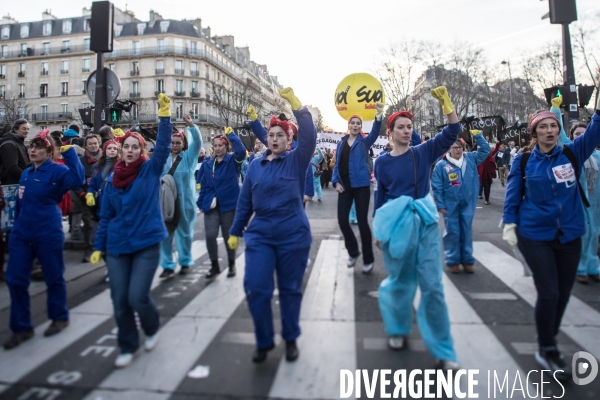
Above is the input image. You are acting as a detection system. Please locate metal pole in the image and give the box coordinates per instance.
[93,52,105,131]
[507,61,515,123]
[561,22,579,131]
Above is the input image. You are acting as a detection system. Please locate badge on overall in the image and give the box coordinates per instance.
[444,164,454,173]
[448,173,458,181]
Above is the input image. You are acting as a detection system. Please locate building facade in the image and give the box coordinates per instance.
[0,8,288,142]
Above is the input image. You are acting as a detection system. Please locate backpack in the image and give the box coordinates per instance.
[520,146,589,207]
[160,156,183,234]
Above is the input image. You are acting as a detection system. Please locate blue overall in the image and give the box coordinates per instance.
[431,134,490,267]
[160,124,202,270]
[311,147,323,200]
[6,149,85,332]
[230,107,316,349]
[554,107,600,277]
[373,122,461,362]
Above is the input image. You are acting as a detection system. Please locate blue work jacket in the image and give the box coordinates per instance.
[94,117,172,255]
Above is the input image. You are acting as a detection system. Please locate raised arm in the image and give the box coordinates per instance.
[471,131,491,165]
[423,86,461,163]
[183,114,203,167]
[279,88,316,170]
[226,127,247,163]
[148,94,173,174]
[247,105,268,146]
[363,103,385,149]
[551,95,571,146]
[568,91,600,166]
[411,130,421,146]
[58,146,86,192]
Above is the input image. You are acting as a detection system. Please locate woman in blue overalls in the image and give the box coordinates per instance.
[91,94,173,368]
[228,88,316,363]
[372,87,460,370]
[4,131,84,349]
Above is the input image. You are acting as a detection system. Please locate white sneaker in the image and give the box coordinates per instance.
[144,333,159,351]
[388,336,405,350]
[347,256,359,268]
[114,353,133,368]
[362,263,374,274]
[436,359,460,371]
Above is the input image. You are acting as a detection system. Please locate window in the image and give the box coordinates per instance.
[191,62,197,72]
[61,103,68,114]
[157,39,165,53]
[108,63,115,70]
[155,60,164,74]
[191,103,199,117]
[131,81,139,95]
[160,21,170,33]
[0,85,5,97]
[132,41,140,55]
[62,20,72,33]
[82,102,90,109]
[191,81,198,95]
[1,46,7,58]
[175,60,183,75]
[156,79,164,93]
[41,105,48,117]
[82,58,90,72]
[61,82,68,96]
[0,65,5,76]
[82,80,86,94]
[20,43,27,55]
[84,19,91,31]
[175,103,183,119]
[137,23,146,36]
[176,79,183,92]
[131,61,139,75]
[61,60,69,74]
[84,38,90,51]
[20,25,29,38]
[190,41,197,55]
[42,42,50,55]
[18,84,25,97]
[43,21,52,36]
[60,125,68,132]
[18,106,25,118]
[62,40,70,52]
[130,104,138,119]
[40,84,48,97]
[18,63,25,77]
[1,26,9,40]
[41,61,48,75]
[115,26,122,38]
[38,125,47,131]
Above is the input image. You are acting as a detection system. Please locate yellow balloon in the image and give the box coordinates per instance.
[334,73,385,121]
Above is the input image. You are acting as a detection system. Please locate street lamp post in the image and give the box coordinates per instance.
[501,60,515,123]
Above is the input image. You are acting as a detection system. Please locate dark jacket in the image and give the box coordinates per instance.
[0,133,29,185]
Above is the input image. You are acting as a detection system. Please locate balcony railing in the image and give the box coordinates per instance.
[190,91,200,98]
[40,70,48,76]
[154,90,165,96]
[190,70,199,76]
[82,89,86,94]
[30,112,73,122]
[61,91,68,96]
[82,68,90,73]
[18,93,25,98]
[61,69,68,74]
[40,92,48,97]
[173,91,186,97]
[130,70,139,76]
[60,48,71,53]
[0,74,5,79]
[129,92,141,98]
[175,69,185,75]
[18,71,25,78]
[155,69,164,74]
[115,113,226,126]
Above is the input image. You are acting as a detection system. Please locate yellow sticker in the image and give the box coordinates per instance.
[448,173,458,181]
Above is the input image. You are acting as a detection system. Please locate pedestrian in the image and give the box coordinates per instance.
[505,140,517,172]
[432,131,490,273]
[159,115,202,279]
[496,143,509,186]
[196,127,246,279]
[372,86,460,370]
[332,103,384,274]
[477,141,502,205]
[97,125,115,146]
[62,127,80,146]
[502,91,600,379]
[551,96,600,284]
[90,94,173,368]
[311,147,324,202]
[228,88,316,363]
[3,131,85,349]
[320,149,332,188]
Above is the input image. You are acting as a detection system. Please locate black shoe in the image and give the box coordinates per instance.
[82,250,91,263]
[179,266,190,275]
[206,261,220,279]
[44,320,69,337]
[159,269,175,279]
[227,265,236,278]
[535,349,571,381]
[252,343,275,363]
[285,340,299,362]
[3,330,34,350]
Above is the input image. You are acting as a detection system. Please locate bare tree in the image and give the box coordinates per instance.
[211,79,261,127]
[0,91,30,129]
[521,41,563,98]
[572,14,600,110]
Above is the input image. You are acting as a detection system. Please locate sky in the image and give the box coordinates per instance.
[3,0,599,131]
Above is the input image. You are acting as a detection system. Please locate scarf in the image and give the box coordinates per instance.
[112,156,147,189]
[446,154,464,169]
[86,150,102,163]
[102,157,117,180]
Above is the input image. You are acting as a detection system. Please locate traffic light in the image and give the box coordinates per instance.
[78,108,94,126]
[578,85,596,108]
[543,86,568,108]
[102,107,122,124]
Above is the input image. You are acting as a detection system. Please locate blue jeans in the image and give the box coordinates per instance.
[107,244,160,354]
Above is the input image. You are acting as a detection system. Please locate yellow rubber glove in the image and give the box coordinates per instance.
[279,88,302,110]
[469,130,482,136]
[90,251,104,264]
[551,94,562,109]
[196,183,201,191]
[502,223,518,247]
[375,102,385,120]
[85,193,95,207]
[430,86,455,115]
[224,127,234,135]
[59,145,72,153]
[113,128,125,137]
[227,235,239,251]
[158,93,171,117]
[247,105,258,121]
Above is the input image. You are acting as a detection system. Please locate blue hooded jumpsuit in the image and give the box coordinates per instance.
[6,148,85,333]
[432,134,490,267]
[160,124,202,271]
[554,106,600,277]
[230,107,316,349]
